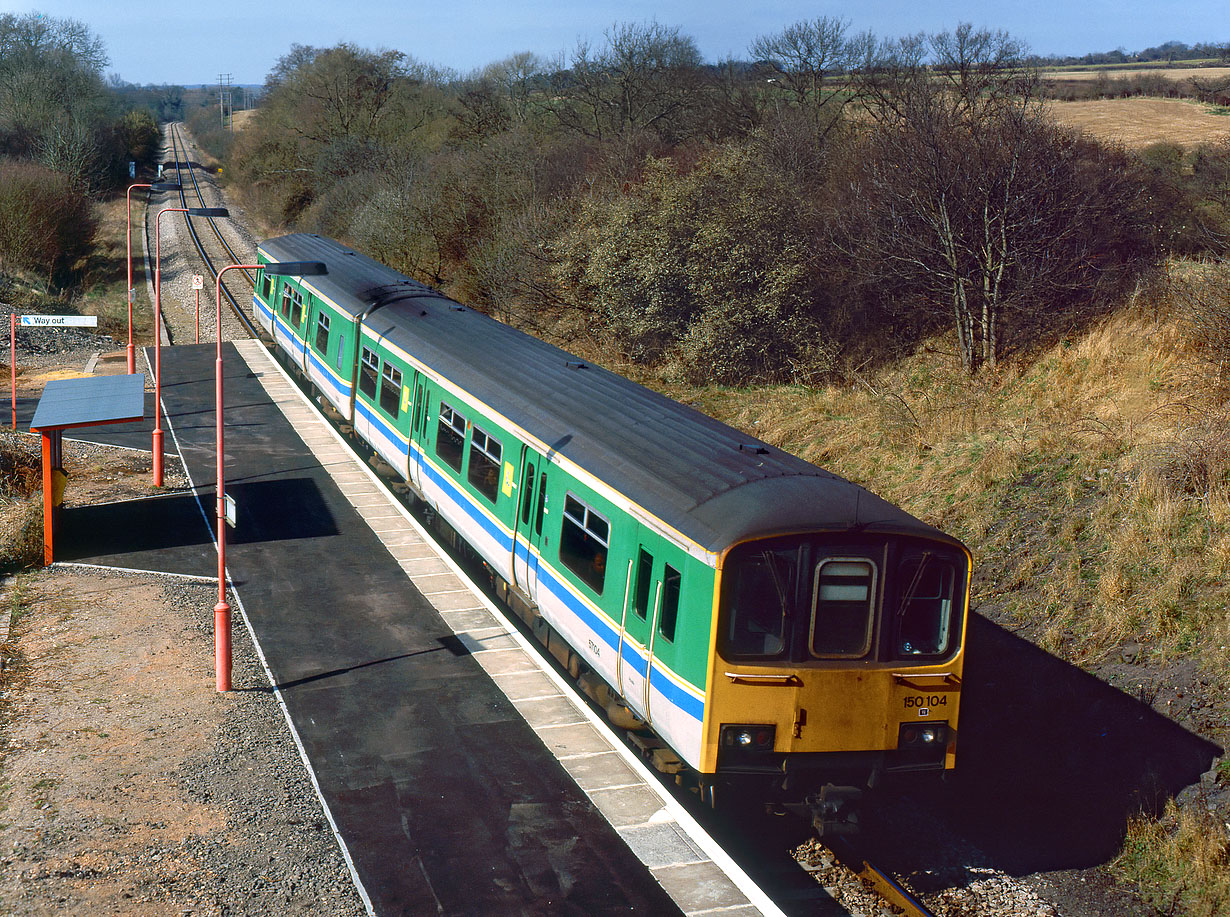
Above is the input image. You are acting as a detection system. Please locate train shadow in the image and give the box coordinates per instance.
[53,477,339,574]
[877,611,1222,876]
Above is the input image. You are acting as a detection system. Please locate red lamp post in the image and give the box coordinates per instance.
[212,259,326,691]
[150,205,228,486]
[125,181,180,374]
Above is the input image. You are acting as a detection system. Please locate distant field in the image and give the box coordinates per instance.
[231,109,258,129]
[1047,97,1230,147]
[1043,65,1230,82]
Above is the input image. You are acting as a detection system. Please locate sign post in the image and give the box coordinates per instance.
[10,315,99,430]
[193,274,204,343]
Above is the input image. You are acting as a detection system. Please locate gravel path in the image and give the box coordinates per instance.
[0,568,366,916]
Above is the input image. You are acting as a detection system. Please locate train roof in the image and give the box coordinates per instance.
[258,234,961,557]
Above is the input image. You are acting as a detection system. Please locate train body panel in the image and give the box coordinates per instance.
[252,234,973,827]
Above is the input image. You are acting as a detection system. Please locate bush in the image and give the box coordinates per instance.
[553,145,836,383]
[0,159,96,281]
[0,437,43,571]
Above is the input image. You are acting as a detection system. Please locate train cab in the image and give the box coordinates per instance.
[705,529,971,834]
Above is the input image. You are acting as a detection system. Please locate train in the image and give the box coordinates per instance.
[251,233,973,835]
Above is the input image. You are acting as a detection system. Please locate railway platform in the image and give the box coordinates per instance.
[45,340,797,916]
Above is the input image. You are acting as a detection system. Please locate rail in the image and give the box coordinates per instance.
[164,122,259,340]
[828,838,939,917]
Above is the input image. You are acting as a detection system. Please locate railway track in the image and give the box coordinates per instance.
[147,122,259,346]
[827,839,938,917]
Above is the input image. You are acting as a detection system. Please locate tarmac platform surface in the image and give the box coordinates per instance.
[41,342,785,916]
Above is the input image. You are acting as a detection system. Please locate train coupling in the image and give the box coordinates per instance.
[806,784,863,837]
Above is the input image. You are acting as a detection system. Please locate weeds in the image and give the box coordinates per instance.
[0,435,43,573]
[1115,798,1230,916]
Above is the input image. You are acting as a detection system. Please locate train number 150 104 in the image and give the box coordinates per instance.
[904,695,949,709]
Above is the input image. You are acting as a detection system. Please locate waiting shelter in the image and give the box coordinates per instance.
[29,374,145,564]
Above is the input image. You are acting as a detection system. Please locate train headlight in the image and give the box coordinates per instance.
[894,721,951,770]
[720,724,775,753]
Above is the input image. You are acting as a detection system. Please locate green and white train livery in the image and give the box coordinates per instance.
[253,234,973,834]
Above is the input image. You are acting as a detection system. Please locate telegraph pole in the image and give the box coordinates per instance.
[218,73,233,130]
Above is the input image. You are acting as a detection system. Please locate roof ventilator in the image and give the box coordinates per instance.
[738,443,769,455]
[565,360,588,370]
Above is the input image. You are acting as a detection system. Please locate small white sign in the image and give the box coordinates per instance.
[192,274,204,290]
[19,315,98,327]
[223,493,237,528]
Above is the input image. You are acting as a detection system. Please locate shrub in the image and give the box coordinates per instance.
[0,437,42,571]
[553,145,837,383]
[0,158,96,281]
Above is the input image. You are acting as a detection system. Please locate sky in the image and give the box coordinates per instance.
[2,0,1227,86]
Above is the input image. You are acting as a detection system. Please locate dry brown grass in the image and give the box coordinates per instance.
[666,260,1230,670]
[1115,797,1230,916]
[1043,66,1230,83]
[231,109,258,131]
[1047,98,1230,148]
[78,195,152,344]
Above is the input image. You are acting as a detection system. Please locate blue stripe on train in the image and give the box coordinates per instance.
[270,316,705,724]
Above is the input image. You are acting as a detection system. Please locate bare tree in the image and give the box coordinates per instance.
[0,12,109,168]
[482,52,547,124]
[552,22,705,144]
[749,17,866,132]
[837,25,1159,373]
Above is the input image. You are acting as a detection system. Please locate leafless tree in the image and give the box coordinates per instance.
[749,17,867,133]
[552,22,705,145]
[482,52,547,125]
[837,25,1159,373]
[0,12,109,177]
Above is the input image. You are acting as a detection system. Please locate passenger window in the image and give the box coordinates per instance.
[658,564,681,641]
[811,560,876,658]
[261,273,271,301]
[633,548,653,620]
[436,402,466,472]
[380,362,402,417]
[468,425,501,502]
[315,312,330,353]
[894,558,955,657]
[280,282,292,318]
[336,334,345,370]
[559,494,608,595]
[358,346,378,400]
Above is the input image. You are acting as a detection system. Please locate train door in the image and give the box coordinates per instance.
[300,297,314,375]
[408,376,427,492]
[644,558,682,726]
[618,534,658,721]
[512,448,547,601]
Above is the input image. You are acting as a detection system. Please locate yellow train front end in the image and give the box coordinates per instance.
[700,531,972,835]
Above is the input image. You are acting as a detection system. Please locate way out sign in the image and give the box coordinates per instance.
[18,315,98,328]
[11,314,101,430]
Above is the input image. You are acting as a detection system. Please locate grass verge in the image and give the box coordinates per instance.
[1115,797,1230,916]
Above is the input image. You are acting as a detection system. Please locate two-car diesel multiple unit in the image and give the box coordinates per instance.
[253,233,972,834]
